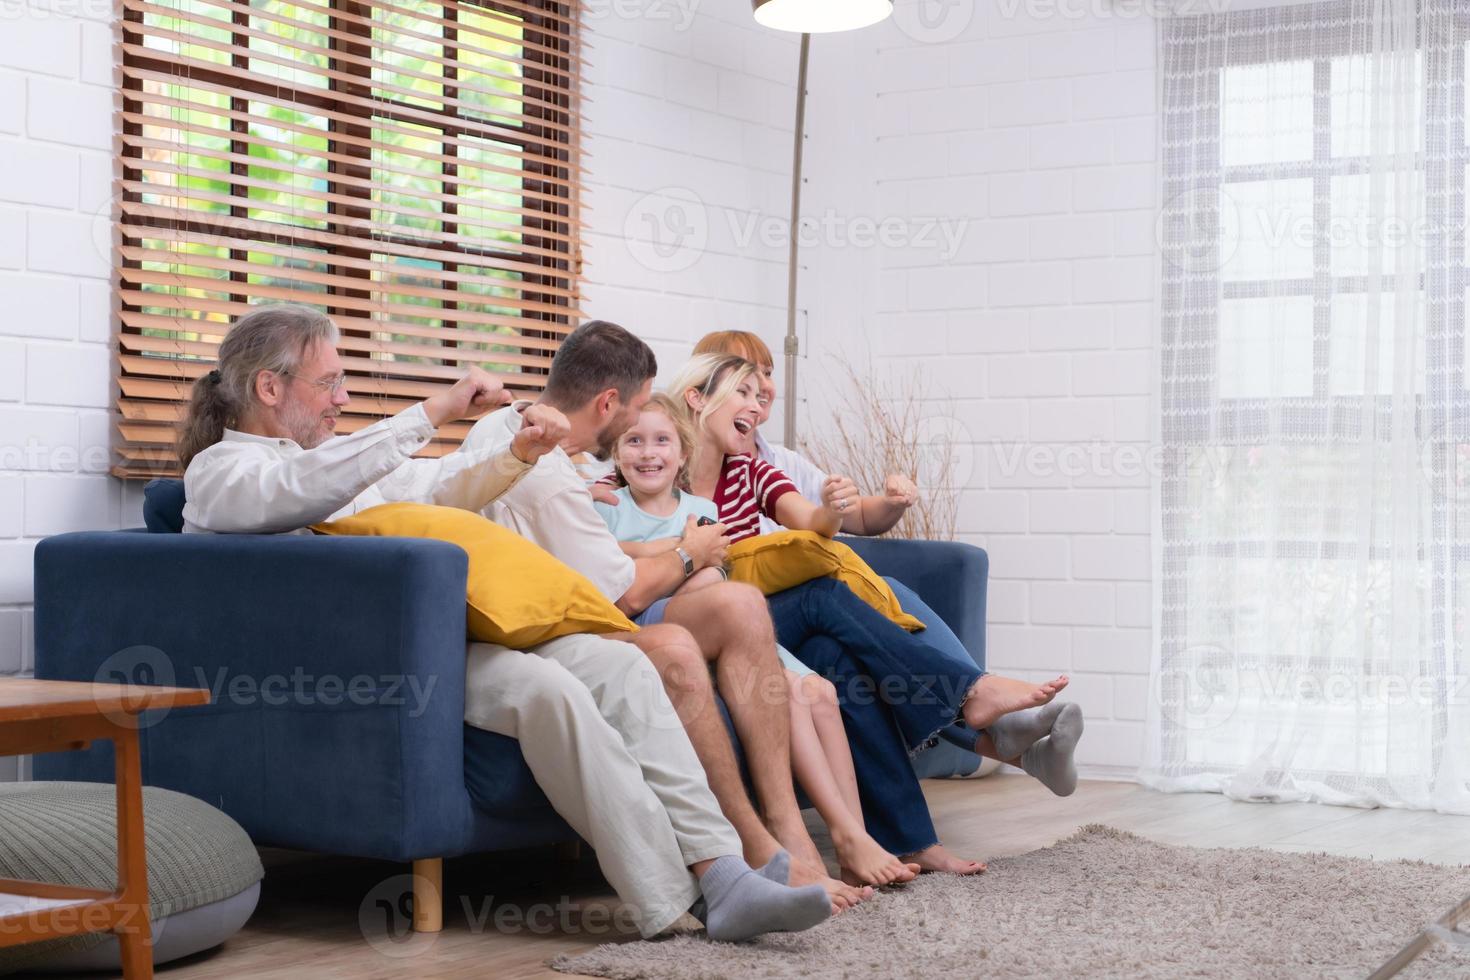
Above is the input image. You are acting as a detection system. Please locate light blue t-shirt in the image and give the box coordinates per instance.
[594,484,814,678]
[594,486,718,544]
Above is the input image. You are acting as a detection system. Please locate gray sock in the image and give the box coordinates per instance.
[987,701,1070,760]
[691,852,791,922]
[697,854,830,943]
[755,849,791,885]
[1019,703,1084,796]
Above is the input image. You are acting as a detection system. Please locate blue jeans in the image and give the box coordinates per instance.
[789,633,937,854]
[766,577,986,855]
[885,578,987,778]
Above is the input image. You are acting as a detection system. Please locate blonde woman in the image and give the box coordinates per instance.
[691,330,916,537]
[690,330,1064,783]
[667,353,1083,875]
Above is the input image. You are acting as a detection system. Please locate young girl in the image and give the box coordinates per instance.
[595,395,918,888]
[667,353,1080,876]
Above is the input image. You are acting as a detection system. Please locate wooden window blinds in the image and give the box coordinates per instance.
[114,0,582,478]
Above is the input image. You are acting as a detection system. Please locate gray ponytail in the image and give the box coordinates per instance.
[177,304,339,471]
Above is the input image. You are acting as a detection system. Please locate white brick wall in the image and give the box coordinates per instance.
[798,0,1160,779]
[579,1,799,409]
[0,0,125,697]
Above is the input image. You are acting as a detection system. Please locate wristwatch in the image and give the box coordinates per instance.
[675,547,695,578]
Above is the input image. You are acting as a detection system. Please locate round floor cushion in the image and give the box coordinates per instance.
[0,782,263,974]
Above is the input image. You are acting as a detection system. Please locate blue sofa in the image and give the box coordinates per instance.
[33,480,988,928]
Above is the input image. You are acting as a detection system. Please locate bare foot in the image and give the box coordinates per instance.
[741,832,784,872]
[767,813,827,872]
[901,843,986,875]
[832,827,919,887]
[962,673,1068,731]
[788,857,873,912]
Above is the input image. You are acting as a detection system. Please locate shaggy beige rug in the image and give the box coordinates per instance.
[552,825,1470,979]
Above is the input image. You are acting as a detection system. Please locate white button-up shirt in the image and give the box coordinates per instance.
[182,402,533,534]
[460,402,637,603]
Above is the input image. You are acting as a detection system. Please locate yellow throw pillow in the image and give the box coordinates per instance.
[724,530,925,632]
[312,503,637,648]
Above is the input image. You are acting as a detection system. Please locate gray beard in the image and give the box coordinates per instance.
[280,398,328,449]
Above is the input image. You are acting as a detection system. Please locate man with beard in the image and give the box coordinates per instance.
[460,321,870,912]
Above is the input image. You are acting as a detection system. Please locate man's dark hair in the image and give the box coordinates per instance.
[542,319,657,409]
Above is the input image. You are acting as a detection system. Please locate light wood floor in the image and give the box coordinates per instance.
[74,776,1470,979]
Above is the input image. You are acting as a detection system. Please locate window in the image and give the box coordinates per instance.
[1155,1,1470,800]
[114,0,580,477]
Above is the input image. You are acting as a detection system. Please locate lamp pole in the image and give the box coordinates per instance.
[783,32,810,450]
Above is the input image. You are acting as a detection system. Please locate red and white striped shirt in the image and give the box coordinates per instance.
[713,454,797,543]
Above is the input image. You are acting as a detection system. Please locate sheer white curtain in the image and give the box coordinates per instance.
[1146,0,1470,812]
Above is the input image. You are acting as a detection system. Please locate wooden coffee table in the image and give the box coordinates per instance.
[0,678,209,979]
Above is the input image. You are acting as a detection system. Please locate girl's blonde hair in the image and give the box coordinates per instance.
[693,330,774,370]
[665,354,758,451]
[614,392,697,489]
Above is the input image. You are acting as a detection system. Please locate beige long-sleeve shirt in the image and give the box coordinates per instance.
[182,402,533,534]
[460,402,637,603]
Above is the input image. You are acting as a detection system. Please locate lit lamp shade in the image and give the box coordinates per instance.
[751,0,892,33]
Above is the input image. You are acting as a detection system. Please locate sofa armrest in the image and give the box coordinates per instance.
[33,531,473,861]
[840,537,988,665]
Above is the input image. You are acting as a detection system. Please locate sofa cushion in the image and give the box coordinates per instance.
[313,503,638,648]
[724,530,925,631]
[143,478,187,533]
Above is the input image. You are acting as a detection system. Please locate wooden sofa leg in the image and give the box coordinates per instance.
[412,858,443,933]
[556,840,583,862]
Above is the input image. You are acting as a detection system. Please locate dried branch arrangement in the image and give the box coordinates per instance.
[798,357,961,542]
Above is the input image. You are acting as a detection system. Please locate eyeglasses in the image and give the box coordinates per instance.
[282,371,348,394]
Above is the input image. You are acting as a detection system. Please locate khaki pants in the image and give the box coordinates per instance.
[464,634,739,937]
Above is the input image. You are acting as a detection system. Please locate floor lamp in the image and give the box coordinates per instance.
[750,0,893,448]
